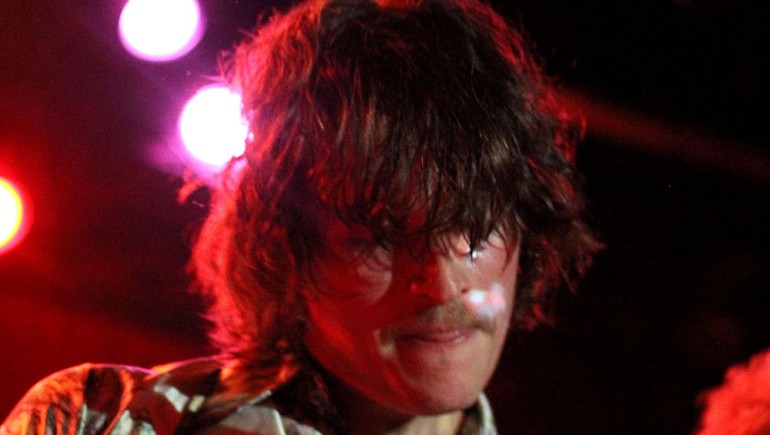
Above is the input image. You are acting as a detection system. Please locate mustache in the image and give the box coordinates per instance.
[390,299,497,338]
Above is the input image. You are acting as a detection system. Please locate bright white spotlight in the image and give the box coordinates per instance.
[0,177,31,254]
[119,0,204,62]
[179,85,247,168]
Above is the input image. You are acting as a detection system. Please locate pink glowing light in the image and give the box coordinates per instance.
[179,85,247,168]
[118,0,204,62]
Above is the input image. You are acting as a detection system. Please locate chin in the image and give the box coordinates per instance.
[396,379,484,416]
[421,396,479,415]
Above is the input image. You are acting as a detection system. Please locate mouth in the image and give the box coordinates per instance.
[387,300,495,349]
[395,325,477,346]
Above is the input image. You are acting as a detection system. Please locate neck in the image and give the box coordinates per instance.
[325,376,465,435]
[347,410,464,435]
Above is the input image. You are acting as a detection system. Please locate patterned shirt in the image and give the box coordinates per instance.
[1,357,497,434]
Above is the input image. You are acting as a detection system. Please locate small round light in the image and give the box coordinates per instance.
[0,178,31,254]
[118,0,204,62]
[179,85,247,168]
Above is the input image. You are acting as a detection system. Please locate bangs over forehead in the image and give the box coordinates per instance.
[288,0,544,244]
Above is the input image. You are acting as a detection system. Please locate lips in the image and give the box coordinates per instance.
[394,325,477,345]
[387,299,496,350]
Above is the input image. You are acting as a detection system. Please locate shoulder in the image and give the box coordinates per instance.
[0,362,154,433]
[468,393,498,435]
[0,358,223,434]
[2,358,332,434]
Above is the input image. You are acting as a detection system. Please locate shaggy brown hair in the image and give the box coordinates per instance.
[191,0,600,388]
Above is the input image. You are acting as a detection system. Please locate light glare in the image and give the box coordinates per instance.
[179,85,247,168]
[119,0,203,62]
[0,178,30,254]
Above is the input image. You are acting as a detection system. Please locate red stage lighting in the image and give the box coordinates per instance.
[0,177,32,254]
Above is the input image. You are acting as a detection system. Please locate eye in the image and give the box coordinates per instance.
[466,240,490,262]
[446,233,486,261]
[345,234,390,252]
[342,236,392,267]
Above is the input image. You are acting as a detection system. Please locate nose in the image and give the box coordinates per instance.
[396,243,470,304]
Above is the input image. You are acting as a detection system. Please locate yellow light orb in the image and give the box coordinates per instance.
[0,178,30,254]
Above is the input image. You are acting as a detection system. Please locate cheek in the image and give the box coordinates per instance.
[309,305,344,342]
[305,290,403,375]
[461,245,519,323]
[305,296,368,356]
[311,256,392,300]
[463,283,509,324]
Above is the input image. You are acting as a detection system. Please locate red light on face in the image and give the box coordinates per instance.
[0,177,32,254]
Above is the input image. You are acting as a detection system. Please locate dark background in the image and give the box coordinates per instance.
[1,1,768,433]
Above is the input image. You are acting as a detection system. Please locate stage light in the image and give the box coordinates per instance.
[0,178,31,254]
[179,85,247,168]
[118,0,204,62]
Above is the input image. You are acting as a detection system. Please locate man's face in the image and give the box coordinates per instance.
[303,213,519,417]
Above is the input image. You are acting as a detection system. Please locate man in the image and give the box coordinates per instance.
[1,0,599,433]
